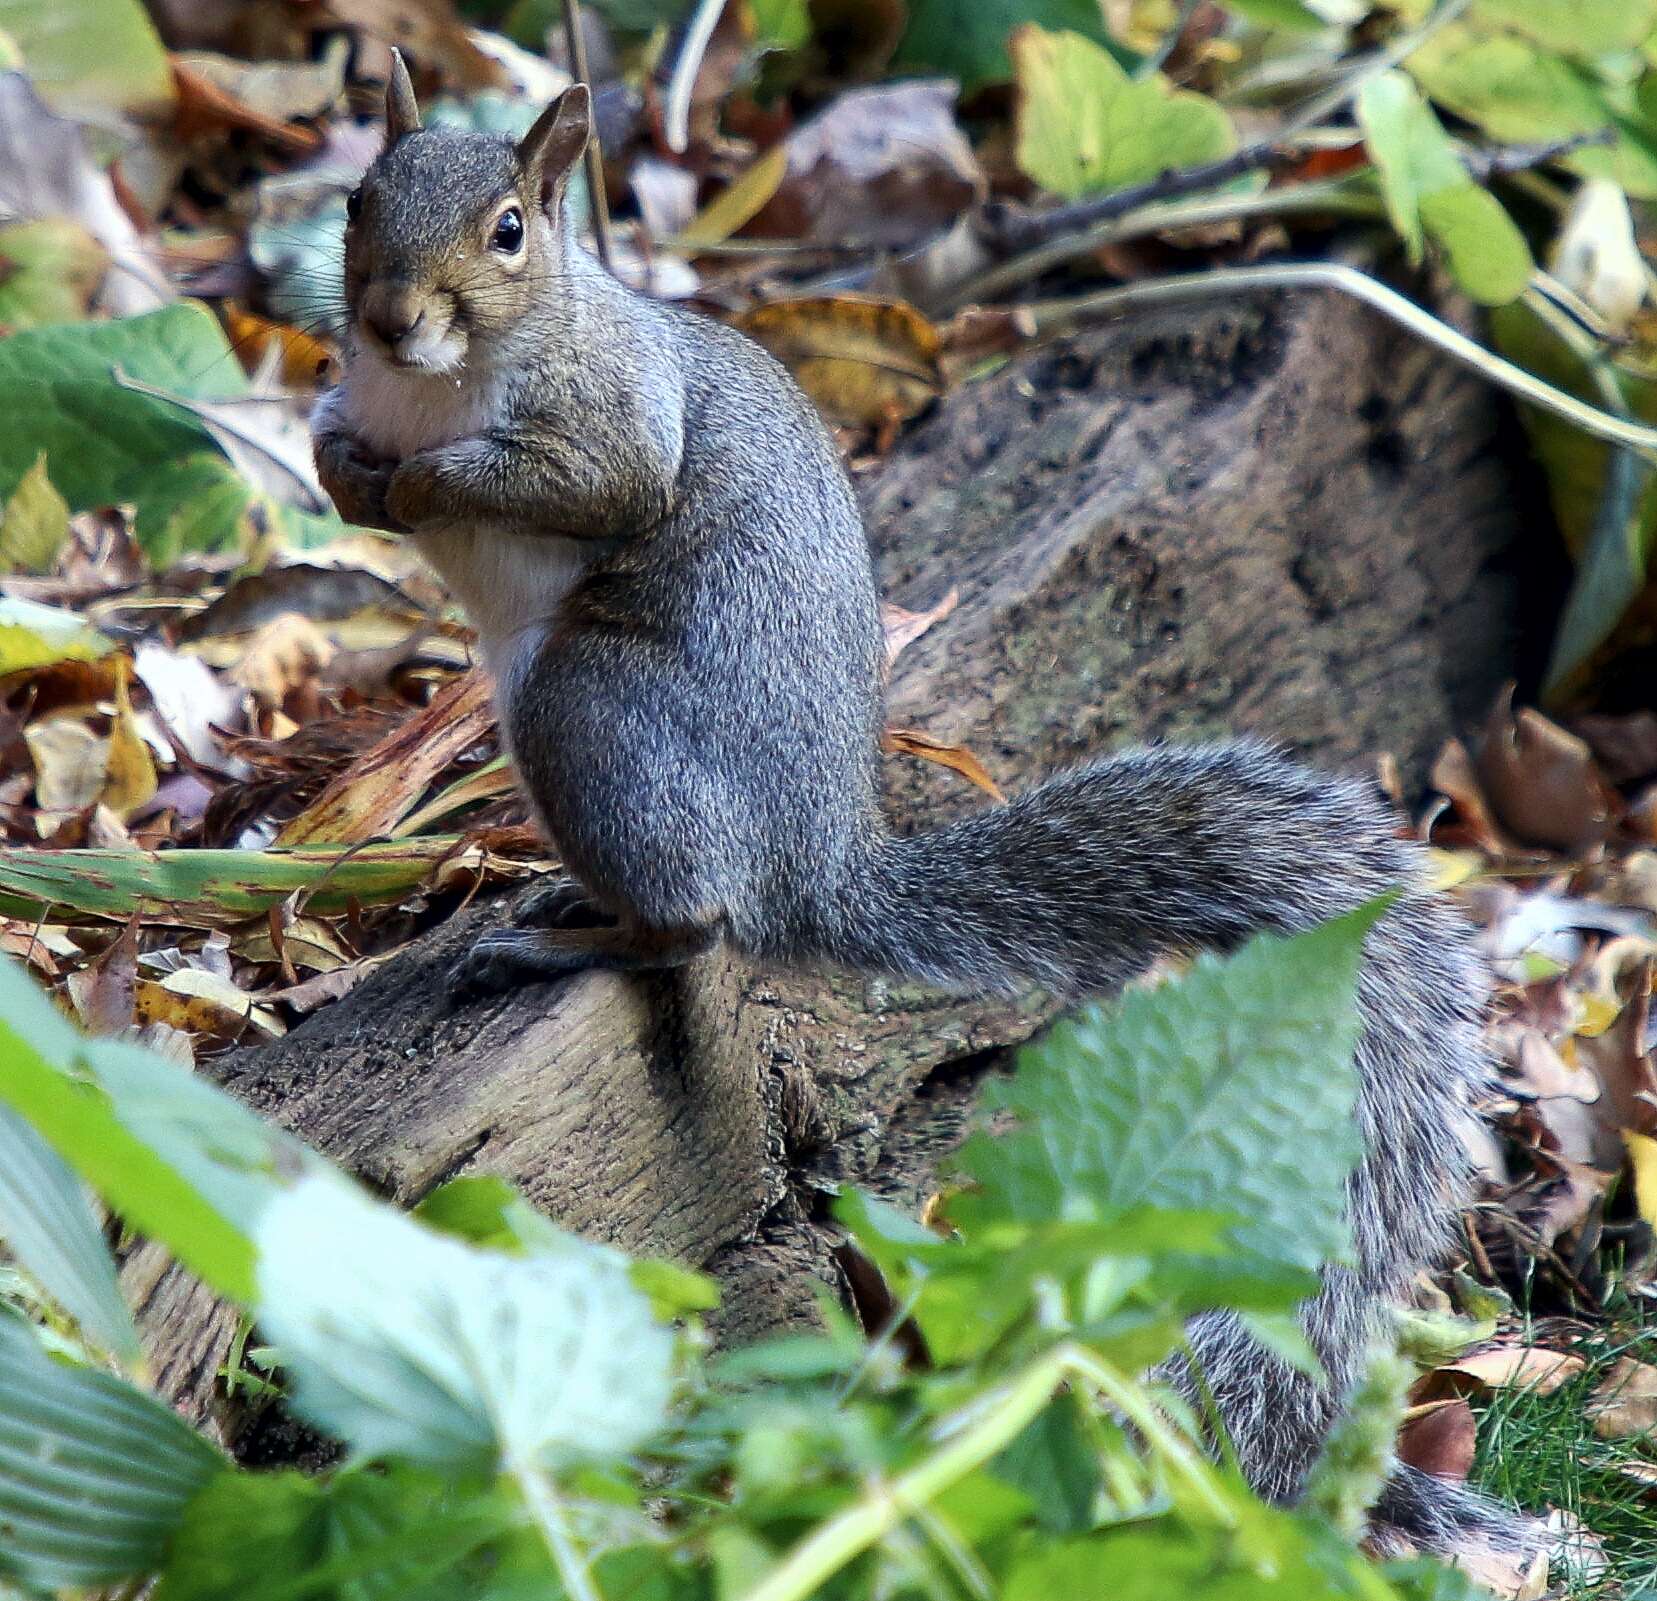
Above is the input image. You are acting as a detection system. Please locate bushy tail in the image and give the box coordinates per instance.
[817,740,1532,1553]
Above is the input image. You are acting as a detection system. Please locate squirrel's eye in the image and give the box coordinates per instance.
[491,208,525,254]
[346,189,362,221]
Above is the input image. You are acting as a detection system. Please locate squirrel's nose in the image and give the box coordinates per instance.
[364,304,425,348]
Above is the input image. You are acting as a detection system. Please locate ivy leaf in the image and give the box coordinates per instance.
[1357,71,1531,304]
[1012,25,1234,201]
[255,1174,675,1475]
[895,1,1128,95]
[952,907,1380,1275]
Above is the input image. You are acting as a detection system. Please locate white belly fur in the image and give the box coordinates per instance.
[339,351,600,673]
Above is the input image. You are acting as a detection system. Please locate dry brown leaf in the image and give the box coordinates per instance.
[171,57,327,154]
[277,668,495,846]
[882,727,1006,803]
[102,658,158,820]
[1477,686,1615,852]
[1453,1542,1549,1600]
[1427,1345,1587,1397]
[25,713,107,813]
[228,612,334,707]
[1588,1355,1657,1439]
[223,305,336,388]
[746,81,985,250]
[880,588,957,672]
[1396,1397,1477,1480]
[65,916,139,1036]
[733,295,943,427]
[1430,736,1515,856]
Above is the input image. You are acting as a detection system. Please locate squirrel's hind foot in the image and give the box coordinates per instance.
[448,926,596,1000]
[512,876,616,930]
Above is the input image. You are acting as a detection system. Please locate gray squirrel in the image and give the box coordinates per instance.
[312,56,1537,1560]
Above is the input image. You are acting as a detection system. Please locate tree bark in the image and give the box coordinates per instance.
[128,289,1557,1434]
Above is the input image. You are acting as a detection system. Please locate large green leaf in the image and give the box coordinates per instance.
[951,908,1379,1273]
[894,0,1128,94]
[0,1309,220,1592]
[1407,23,1657,196]
[255,1174,675,1474]
[1012,24,1234,201]
[1475,0,1657,59]
[0,305,331,559]
[1356,72,1530,304]
[0,0,171,117]
[0,1103,139,1364]
[0,956,283,1301]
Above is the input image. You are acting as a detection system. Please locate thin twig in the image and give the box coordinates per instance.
[663,0,727,154]
[942,177,1380,311]
[986,0,1472,255]
[1135,0,1203,80]
[561,0,614,273]
[1022,262,1657,464]
[1463,127,1614,183]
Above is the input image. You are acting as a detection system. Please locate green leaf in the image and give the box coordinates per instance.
[1357,71,1531,303]
[0,0,171,117]
[1216,0,1328,28]
[0,594,109,674]
[0,305,269,558]
[1408,23,1657,196]
[0,1103,139,1364]
[993,1392,1102,1533]
[1013,25,1234,200]
[0,1308,221,1592]
[255,1174,675,1474]
[0,837,477,927]
[751,0,810,50]
[952,908,1379,1274]
[1475,0,1657,58]
[0,958,263,1300]
[0,219,107,330]
[0,452,69,574]
[895,2,1129,95]
[155,1464,524,1601]
[1416,181,1532,305]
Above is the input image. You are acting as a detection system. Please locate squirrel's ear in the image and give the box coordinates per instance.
[385,49,422,144]
[518,83,591,208]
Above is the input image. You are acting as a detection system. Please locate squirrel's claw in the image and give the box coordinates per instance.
[512,877,615,930]
[447,927,594,1001]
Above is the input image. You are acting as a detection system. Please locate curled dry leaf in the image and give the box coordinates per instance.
[732,295,944,427]
[1424,1344,1588,1398]
[880,588,958,672]
[882,727,1006,803]
[1588,1354,1657,1439]
[1476,686,1615,853]
[1453,1542,1549,1601]
[747,80,986,250]
[226,611,335,708]
[1396,1396,1477,1480]
[1430,736,1516,856]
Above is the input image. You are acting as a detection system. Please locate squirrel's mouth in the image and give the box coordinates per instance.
[359,311,467,375]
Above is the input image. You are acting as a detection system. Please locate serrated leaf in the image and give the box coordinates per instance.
[0,1309,220,1591]
[153,1464,522,1601]
[1013,25,1234,201]
[255,1174,674,1474]
[953,908,1379,1274]
[0,1104,139,1364]
[896,0,1128,94]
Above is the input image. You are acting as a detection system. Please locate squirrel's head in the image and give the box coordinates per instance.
[341,52,592,373]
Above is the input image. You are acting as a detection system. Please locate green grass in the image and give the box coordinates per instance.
[1469,1313,1657,1599]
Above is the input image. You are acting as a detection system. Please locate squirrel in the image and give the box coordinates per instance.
[313,54,1538,1562]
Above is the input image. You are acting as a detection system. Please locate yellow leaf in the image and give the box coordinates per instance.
[0,451,70,574]
[102,657,157,820]
[733,294,943,426]
[678,144,790,248]
[1626,1129,1657,1226]
[883,727,1006,803]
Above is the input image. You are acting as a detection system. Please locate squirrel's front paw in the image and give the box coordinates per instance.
[316,434,403,532]
[385,458,438,529]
